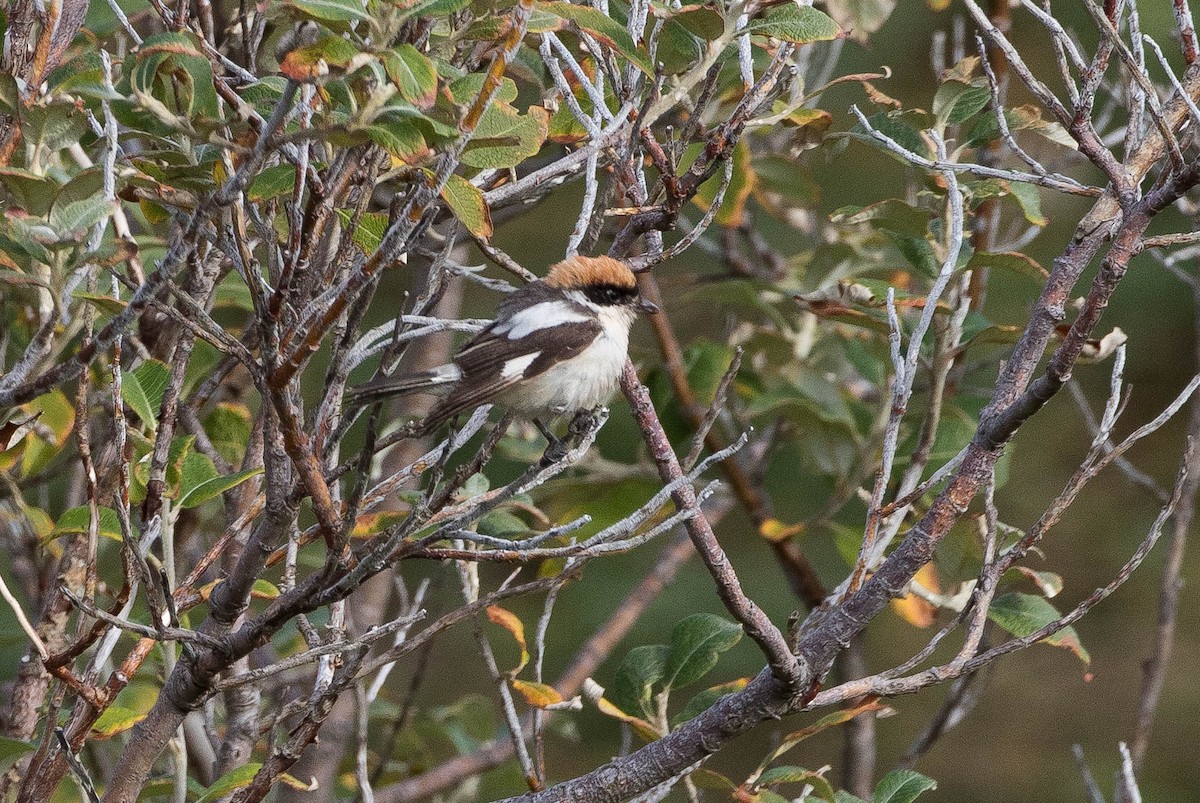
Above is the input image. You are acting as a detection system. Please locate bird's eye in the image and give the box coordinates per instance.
[606,288,619,302]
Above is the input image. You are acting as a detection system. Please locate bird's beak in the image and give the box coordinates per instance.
[635,297,659,315]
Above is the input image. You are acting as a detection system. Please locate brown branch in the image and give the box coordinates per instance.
[620,361,802,692]
[638,273,827,610]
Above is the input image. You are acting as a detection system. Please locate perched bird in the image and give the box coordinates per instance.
[347,255,659,437]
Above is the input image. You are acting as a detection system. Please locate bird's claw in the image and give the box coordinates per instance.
[568,407,602,438]
[540,437,569,466]
[539,408,601,466]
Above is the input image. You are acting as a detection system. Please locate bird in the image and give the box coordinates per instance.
[346,255,659,439]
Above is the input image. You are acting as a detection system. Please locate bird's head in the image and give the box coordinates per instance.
[544,255,659,315]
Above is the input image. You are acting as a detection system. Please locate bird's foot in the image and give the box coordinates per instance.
[537,409,604,467]
[567,407,603,438]
[540,437,569,467]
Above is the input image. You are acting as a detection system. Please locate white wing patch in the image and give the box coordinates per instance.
[500,352,540,379]
[429,364,463,383]
[494,302,591,340]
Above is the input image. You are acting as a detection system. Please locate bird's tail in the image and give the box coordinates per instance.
[344,364,461,409]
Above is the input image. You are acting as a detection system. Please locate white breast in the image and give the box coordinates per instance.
[497,306,633,417]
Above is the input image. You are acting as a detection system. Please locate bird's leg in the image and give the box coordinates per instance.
[535,418,568,465]
[533,417,557,443]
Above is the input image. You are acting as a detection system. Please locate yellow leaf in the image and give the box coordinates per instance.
[279,772,313,790]
[511,680,564,708]
[438,172,494,238]
[251,579,280,599]
[781,107,832,134]
[351,511,408,538]
[486,605,529,673]
[759,518,805,543]
[693,140,757,227]
[891,563,940,628]
[596,696,663,741]
[20,389,75,478]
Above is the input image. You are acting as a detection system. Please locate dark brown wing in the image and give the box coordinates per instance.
[421,318,602,431]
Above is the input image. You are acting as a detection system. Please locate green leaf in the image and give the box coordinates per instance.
[671,678,748,727]
[196,763,262,803]
[439,172,493,238]
[50,53,123,100]
[857,112,928,158]
[49,197,116,240]
[247,164,296,201]
[831,199,931,237]
[161,435,197,493]
[91,705,146,737]
[609,644,669,720]
[667,5,725,40]
[655,17,704,73]
[384,45,438,107]
[932,80,989,128]
[1008,181,1047,226]
[835,792,869,803]
[394,0,470,20]
[21,104,90,153]
[748,6,842,44]
[461,104,547,169]
[239,77,289,109]
[946,85,990,125]
[0,70,16,114]
[662,613,742,690]
[966,250,1047,281]
[540,2,653,73]
[0,737,35,773]
[175,449,221,504]
[460,471,490,498]
[133,32,220,120]
[55,168,107,210]
[178,467,263,508]
[120,359,171,430]
[1011,567,1064,598]
[872,769,937,803]
[284,0,370,22]
[756,791,792,803]
[887,233,939,278]
[252,579,281,599]
[987,592,1090,665]
[757,766,836,801]
[204,403,253,465]
[450,72,519,106]
[49,505,123,542]
[368,120,428,163]
[279,34,361,79]
[336,209,389,253]
[0,168,59,216]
